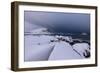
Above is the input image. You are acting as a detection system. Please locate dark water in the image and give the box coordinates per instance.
[71,35,90,40]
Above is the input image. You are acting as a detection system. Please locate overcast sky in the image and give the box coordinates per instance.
[24,11,90,34]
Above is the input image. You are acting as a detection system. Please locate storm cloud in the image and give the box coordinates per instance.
[24,11,90,34]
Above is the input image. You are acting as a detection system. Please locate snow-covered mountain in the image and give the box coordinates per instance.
[30,28,50,34]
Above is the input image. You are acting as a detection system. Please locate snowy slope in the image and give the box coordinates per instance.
[24,27,90,61]
[49,41,82,60]
[72,43,90,58]
[24,35,56,61]
[25,42,55,61]
[24,35,55,45]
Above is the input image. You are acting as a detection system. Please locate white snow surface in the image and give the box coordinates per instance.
[24,35,56,61]
[25,35,55,45]
[24,27,90,61]
[25,42,55,61]
[49,41,82,60]
[73,43,90,58]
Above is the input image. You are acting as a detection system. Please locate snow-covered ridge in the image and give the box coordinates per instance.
[24,28,90,61]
